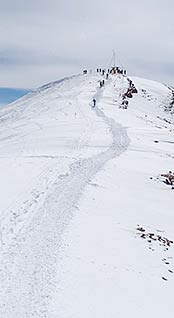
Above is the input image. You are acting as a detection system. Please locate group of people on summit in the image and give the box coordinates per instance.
[83,66,127,78]
[83,66,138,109]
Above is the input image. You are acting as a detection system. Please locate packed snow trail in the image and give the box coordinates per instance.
[0,74,129,317]
[0,75,111,247]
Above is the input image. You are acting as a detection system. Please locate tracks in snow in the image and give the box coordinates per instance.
[0,78,130,318]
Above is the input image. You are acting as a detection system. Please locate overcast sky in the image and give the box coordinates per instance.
[0,0,173,88]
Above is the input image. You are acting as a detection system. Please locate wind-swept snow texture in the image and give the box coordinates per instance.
[0,73,174,317]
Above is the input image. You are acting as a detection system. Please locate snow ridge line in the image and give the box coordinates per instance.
[0,77,130,318]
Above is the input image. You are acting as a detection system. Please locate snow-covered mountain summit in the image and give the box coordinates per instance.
[0,73,174,318]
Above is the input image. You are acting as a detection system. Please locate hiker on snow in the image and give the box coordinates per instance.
[92,99,96,107]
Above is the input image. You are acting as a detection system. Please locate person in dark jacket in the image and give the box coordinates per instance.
[92,98,96,107]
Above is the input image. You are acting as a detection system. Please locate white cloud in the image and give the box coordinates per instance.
[0,0,173,87]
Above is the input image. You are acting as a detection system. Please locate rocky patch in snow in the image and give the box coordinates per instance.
[136,225,174,282]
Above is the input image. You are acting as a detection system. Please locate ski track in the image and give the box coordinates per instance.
[0,76,130,317]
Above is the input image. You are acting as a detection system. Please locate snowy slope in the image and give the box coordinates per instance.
[0,73,174,318]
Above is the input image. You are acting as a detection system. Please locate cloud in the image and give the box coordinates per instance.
[0,0,173,87]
